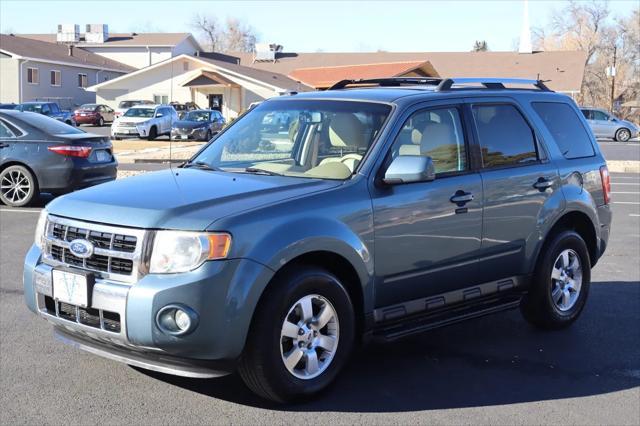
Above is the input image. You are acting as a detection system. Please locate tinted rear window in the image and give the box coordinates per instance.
[532,102,595,159]
[18,112,85,135]
[472,104,538,168]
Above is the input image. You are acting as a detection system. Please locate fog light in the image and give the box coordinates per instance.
[174,309,191,331]
[156,304,199,336]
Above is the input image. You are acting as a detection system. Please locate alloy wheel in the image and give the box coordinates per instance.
[280,294,339,380]
[0,169,32,205]
[550,249,583,311]
[617,129,631,142]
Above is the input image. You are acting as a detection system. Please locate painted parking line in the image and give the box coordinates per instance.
[613,201,640,205]
[630,214,640,217]
[612,182,640,186]
[0,208,42,213]
[611,191,640,194]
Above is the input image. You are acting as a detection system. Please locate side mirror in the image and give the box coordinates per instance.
[611,117,618,122]
[383,155,435,185]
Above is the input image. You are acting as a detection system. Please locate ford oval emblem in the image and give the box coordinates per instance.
[69,239,94,259]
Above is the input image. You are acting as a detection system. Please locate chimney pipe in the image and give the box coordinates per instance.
[68,44,74,56]
[519,0,533,54]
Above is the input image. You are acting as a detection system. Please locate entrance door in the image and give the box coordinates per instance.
[208,94,223,112]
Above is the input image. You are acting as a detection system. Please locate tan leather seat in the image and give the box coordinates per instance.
[319,113,366,173]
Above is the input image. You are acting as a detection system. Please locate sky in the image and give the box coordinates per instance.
[0,0,637,52]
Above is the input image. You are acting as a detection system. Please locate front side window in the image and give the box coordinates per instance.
[50,103,60,114]
[591,110,609,121]
[532,102,595,159]
[50,70,61,86]
[186,111,211,122]
[27,67,39,84]
[389,107,468,175]
[580,109,592,120]
[472,104,538,168]
[191,100,391,180]
[123,108,155,118]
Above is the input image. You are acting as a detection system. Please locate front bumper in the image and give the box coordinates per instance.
[171,128,208,141]
[23,245,274,374]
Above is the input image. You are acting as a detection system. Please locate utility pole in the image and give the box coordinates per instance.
[609,45,617,114]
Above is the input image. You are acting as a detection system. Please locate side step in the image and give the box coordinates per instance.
[372,296,522,342]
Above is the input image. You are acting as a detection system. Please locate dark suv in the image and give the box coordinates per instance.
[24,78,611,402]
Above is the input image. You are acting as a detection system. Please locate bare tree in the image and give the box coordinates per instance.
[190,14,257,53]
[472,40,489,52]
[191,13,221,52]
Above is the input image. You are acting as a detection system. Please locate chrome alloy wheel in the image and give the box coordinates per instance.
[0,169,32,205]
[551,249,583,311]
[280,294,339,380]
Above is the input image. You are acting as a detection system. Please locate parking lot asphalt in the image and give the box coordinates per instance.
[0,173,638,425]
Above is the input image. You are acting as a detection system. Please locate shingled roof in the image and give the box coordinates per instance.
[18,32,196,48]
[227,50,588,93]
[0,34,134,72]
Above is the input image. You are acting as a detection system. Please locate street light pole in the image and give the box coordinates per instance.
[610,45,617,114]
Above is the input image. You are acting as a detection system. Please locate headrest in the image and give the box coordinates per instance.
[420,122,455,155]
[329,113,366,148]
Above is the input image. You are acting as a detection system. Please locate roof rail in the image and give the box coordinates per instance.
[436,78,552,91]
[329,77,442,90]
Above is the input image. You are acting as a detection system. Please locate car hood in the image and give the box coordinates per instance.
[46,169,341,230]
[116,116,151,124]
[173,120,209,129]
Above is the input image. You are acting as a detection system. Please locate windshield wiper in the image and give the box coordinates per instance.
[244,167,284,176]
[182,161,223,171]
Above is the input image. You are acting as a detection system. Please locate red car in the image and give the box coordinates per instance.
[73,104,115,127]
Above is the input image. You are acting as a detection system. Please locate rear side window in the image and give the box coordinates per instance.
[0,121,15,138]
[472,104,538,168]
[532,102,595,159]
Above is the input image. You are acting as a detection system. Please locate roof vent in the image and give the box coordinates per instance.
[85,24,109,43]
[253,43,283,63]
[56,24,80,43]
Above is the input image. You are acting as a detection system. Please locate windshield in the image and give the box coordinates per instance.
[20,112,85,135]
[185,111,211,122]
[20,104,47,113]
[124,108,155,118]
[79,104,98,110]
[190,100,391,180]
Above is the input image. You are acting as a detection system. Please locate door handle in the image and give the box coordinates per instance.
[533,177,553,191]
[450,190,474,205]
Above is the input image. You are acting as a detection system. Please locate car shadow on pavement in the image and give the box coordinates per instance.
[135,280,640,412]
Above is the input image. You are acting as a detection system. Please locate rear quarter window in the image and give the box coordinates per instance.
[532,102,595,159]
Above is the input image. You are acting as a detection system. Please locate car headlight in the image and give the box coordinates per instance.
[149,231,231,274]
[34,209,48,249]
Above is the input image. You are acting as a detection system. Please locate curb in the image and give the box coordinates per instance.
[607,161,640,173]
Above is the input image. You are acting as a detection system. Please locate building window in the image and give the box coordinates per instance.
[78,73,88,88]
[27,67,39,84]
[50,70,61,86]
[153,94,169,104]
[183,61,189,71]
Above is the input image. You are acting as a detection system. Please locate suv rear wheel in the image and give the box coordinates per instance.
[521,230,591,329]
[238,266,355,403]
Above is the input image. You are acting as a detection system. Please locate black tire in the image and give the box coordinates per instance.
[204,130,212,141]
[65,120,73,126]
[147,126,157,141]
[98,117,104,127]
[521,230,591,330]
[0,165,39,207]
[615,128,631,142]
[238,266,355,403]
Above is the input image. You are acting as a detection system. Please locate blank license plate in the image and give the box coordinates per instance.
[181,135,188,140]
[95,150,111,162]
[52,270,89,307]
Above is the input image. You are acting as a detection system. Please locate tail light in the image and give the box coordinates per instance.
[48,145,92,158]
[599,165,611,204]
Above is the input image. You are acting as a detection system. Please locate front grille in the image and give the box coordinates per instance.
[45,218,142,281]
[44,295,121,333]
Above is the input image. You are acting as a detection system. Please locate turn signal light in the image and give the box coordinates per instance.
[48,145,92,158]
[207,233,231,259]
[599,165,611,205]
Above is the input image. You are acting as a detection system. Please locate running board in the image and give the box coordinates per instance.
[373,296,522,342]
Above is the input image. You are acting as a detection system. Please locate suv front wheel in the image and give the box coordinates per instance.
[238,266,355,403]
[521,230,591,329]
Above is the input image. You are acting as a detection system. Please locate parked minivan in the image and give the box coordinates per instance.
[24,78,611,402]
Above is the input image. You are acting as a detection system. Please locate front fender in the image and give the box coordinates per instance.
[245,216,375,312]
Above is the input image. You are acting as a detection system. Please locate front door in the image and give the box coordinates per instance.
[372,105,483,307]
[468,101,559,283]
[209,94,223,112]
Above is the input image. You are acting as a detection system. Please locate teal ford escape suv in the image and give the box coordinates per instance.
[24,78,612,402]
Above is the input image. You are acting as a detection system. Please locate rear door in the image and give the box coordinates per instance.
[371,102,484,306]
[467,99,559,283]
[0,119,21,163]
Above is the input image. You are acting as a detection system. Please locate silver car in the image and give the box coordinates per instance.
[580,107,639,142]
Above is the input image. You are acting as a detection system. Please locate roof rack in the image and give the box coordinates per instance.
[436,78,552,91]
[329,78,442,90]
[328,77,552,92]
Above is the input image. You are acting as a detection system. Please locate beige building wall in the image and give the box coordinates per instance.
[0,53,19,103]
